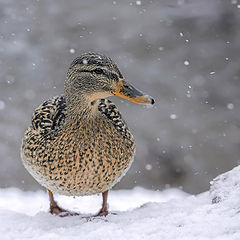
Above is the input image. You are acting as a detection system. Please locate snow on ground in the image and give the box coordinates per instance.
[1,167,240,240]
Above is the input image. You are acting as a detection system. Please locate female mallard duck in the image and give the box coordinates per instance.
[21,52,154,217]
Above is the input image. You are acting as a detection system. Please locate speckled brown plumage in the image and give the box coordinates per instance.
[22,96,135,196]
[21,52,154,216]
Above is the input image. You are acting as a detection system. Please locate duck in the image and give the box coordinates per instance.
[21,52,154,217]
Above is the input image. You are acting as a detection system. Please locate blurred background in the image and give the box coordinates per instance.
[0,0,239,194]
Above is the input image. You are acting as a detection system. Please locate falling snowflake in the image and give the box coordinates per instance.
[227,103,234,110]
[82,59,88,64]
[186,90,191,98]
[145,164,152,171]
[170,114,177,119]
[69,48,75,54]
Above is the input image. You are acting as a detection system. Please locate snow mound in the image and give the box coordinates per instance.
[210,165,240,205]
[1,167,240,240]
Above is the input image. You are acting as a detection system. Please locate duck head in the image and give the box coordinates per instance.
[65,52,154,110]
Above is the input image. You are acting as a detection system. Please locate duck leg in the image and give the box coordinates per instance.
[48,189,79,216]
[48,189,65,215]
[96,190,109,216]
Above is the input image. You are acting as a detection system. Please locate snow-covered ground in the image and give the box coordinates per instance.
[1,166,240,240]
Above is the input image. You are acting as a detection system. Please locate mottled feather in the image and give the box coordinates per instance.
[32,95,67,134]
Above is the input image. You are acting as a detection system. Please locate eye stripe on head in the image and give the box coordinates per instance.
[70,52,123,80]
[94,68,104,74]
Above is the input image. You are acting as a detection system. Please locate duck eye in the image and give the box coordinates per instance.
[94,68,104,74]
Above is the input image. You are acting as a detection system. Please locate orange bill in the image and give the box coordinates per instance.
[111,78,154,105]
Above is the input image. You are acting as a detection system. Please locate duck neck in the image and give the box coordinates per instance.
[64,91,101,125]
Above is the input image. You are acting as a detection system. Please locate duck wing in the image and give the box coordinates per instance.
[31,95,67,135]
[98,99,131,137]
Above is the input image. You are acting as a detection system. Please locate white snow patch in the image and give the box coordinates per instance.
[210,165,240,205]
[1,166,240,240]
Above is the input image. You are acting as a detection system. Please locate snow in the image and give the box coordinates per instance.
[136,0,141,6]
[1,167,240,240]
[69,48,76,54]
[186,90,191,98]
[82,59,88,64]
[145,164,153,171]
[227,103,234,110]
[170,114,177,119]
[210,165,240,205]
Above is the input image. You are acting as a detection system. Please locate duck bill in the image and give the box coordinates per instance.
[111,79,154,105]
